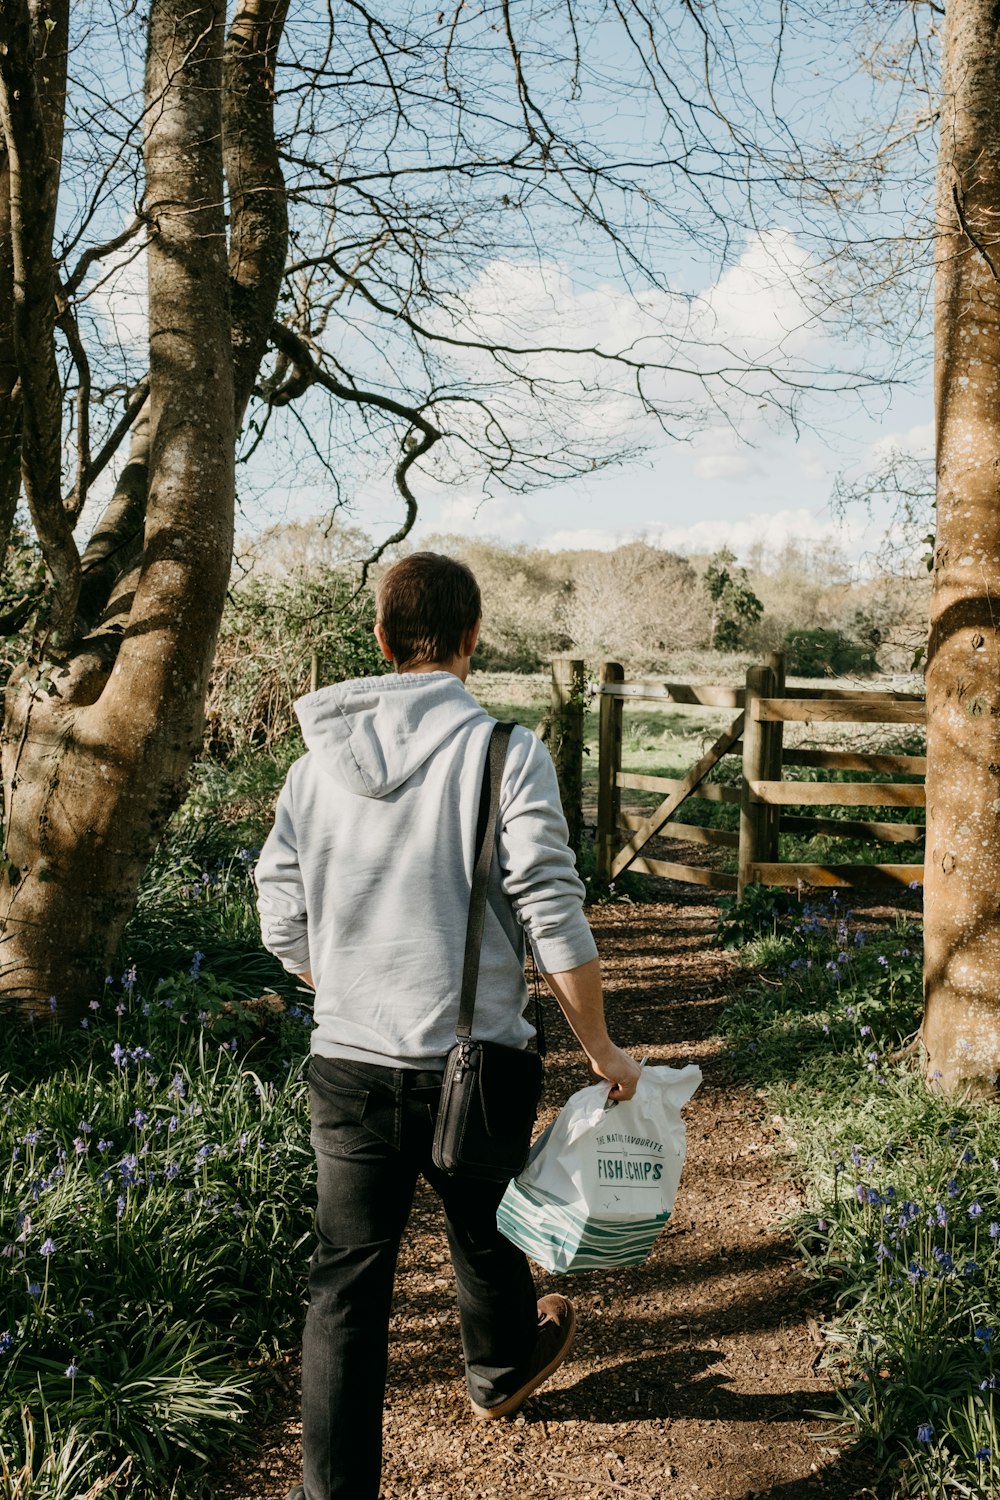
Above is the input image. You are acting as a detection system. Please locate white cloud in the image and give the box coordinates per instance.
[540,527,625,552]
[539,506,846,559]
[421,229,829,477]
[692,453,763,482]
[86,247,147,352]
[868,421,934,464]
[426,493,532,541]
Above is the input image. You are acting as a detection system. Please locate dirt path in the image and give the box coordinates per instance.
[221,896,886,1500]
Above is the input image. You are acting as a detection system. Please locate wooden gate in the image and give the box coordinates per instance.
[594,658,926,896]
[595,663,745,892]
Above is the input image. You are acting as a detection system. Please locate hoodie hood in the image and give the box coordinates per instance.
[294,671,488,797]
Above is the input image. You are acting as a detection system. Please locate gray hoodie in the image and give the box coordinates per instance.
[255,671,597,1069]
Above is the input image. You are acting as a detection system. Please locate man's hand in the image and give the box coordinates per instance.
[586,1043,642,1101]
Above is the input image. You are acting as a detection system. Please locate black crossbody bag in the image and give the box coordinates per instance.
[431,722,546,1182]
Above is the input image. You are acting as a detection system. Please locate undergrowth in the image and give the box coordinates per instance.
[0,816,316,1497]
[718,886,999,1499]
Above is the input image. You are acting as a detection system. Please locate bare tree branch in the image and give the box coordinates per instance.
[0,0,78,637]
[223,0,291,422]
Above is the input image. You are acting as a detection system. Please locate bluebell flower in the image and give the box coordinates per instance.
[975,1326,993,1348]
[111,1042,126,1067]
[875,1242,891,1262]
[48,995,56,1012]
[989,1222,1000,1239]
[877,955,889,968]
[947,1178,959,1197]
[195,1143,214,1164]
[970,1202,984,1219]
[982,1376,997,1390]
[27,1282,40,1296]
[907,1260,926,1284]
[115,1196,126,1219]
[961,1148,974,1165]
[165,1162,180,1180]
[190,950,205,979]
[65,1362,79,1378]
[963,1259,979,1278]
[39,1237,56,1257]
[860,1025,871,1037]
[916,1422,934,1444]
[975,1447,992,1463]
[130,1110,148,1129]
[23,1130,40,1146]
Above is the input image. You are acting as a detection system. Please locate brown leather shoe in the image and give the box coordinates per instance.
[470,1295,576,1419]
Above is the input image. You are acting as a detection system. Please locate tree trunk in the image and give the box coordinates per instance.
[0,0,235,1019]
[923,0,1000,1092]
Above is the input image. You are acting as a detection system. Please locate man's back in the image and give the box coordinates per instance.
[255,670,595,1068]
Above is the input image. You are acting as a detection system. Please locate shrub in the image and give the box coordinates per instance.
[0,960,315,1498]
[207,566,386,757]
[783,625,878,677]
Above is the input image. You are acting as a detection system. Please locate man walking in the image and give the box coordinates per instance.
[256,552,640,1500]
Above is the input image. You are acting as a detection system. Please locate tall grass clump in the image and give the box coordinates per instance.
[0,952,315,1498]
[718,885,999,1499]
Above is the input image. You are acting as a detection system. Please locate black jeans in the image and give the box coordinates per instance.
[301,1055,539,1500]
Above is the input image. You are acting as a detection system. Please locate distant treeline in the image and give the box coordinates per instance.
[207,522,927,755]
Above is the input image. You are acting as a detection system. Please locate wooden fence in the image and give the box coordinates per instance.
[591,657,926,897]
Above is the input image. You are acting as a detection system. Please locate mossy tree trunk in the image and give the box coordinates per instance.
[923,0,1000,1091]
[0,0,288,1021]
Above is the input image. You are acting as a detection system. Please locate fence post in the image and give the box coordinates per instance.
[596,661,625,885]
[551,658,585,859]
[739,662,776,898]
[764,650,785,860]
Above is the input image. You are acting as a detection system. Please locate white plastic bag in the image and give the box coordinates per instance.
[496,1064,701,1273]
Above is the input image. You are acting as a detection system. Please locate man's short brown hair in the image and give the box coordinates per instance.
[375,552,481,669]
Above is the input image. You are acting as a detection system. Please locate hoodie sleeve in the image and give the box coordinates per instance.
[497,727,598,973]
[255,772,312,975]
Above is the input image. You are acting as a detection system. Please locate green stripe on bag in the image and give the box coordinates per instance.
[497,1178,671,1274]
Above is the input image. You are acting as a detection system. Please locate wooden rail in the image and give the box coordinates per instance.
[592,657,927,898]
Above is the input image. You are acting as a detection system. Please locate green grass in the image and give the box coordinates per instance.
[0,789,318,1499]
[0,963,315,1498]
[717,889,999,1498]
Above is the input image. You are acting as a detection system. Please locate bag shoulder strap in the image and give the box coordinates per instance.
[456,721,514,1040]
